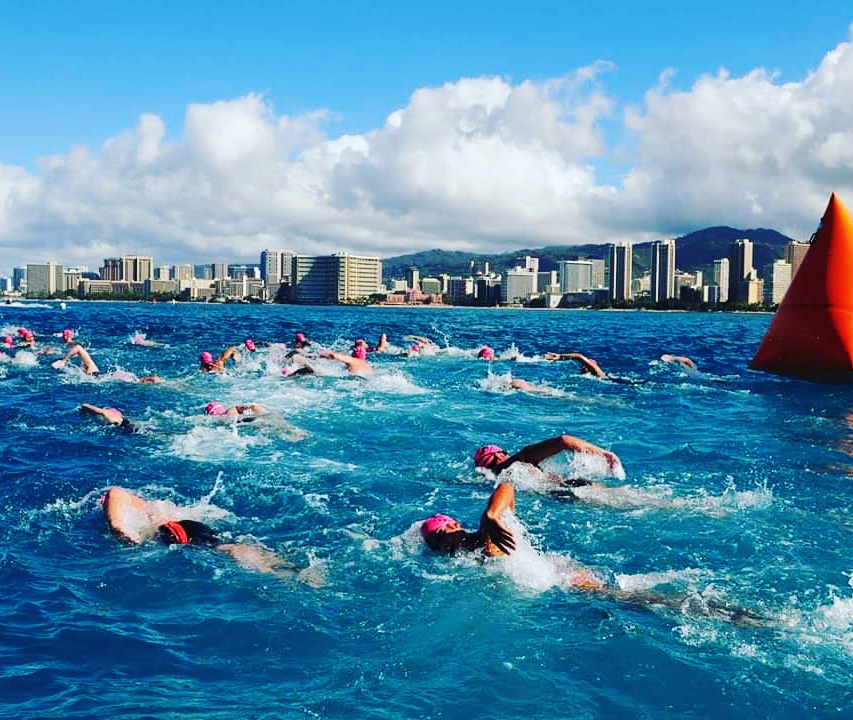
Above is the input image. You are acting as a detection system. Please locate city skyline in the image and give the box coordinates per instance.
[12,235,808,309]
[2,3,852,273]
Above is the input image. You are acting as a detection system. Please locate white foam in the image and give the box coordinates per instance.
[168,423,272,462]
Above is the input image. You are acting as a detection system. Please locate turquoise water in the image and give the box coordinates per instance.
[1,301,852,719]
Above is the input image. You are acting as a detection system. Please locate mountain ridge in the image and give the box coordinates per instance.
[382,226,797,280]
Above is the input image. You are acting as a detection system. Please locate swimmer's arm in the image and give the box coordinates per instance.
[319,350,354,367]
[235,404,268,415]
[512,435,620,472]
[478,483,516,556]
[661,354,697,369]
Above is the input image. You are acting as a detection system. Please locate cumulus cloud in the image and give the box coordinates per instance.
[2,35,853,271]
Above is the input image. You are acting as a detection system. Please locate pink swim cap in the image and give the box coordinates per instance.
[205,401,228,416]
[200,351,214,365]
[478,346,495,360]
[2,336,12,347]
[420,514,457,540]
[245,339,256,351]
[17,327,28,337]
[352,346,368,360]
[296,332,306,342]
[473,444,505,469]
[410,343,420,352]
[63,329,74,341]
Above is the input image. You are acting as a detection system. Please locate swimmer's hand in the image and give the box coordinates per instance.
[479,511,515,555]
[52,359,66,369]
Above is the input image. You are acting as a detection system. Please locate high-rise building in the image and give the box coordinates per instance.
[173,264,194,282]
[763,260,792,306]
[101,255,153,282]
[608,242,633,301]
[786,240,810,279]
[406,267,420,292]
[713,258,730,303]
[101,257,123,281]
[558,260,593,293]
[590,259,605,288]
[503,266,537,303]
[63,269,81,293]
[517,256,539,274]
[728,239,755,303]
[537,270,558,293]
[447,277,474,304]
[293,256,338,304]
[260,249,297,287]
[155,265,170,281]
[292,254,382,304]
[650,239,676,303]
[26,261,63,297]
[421,277,442,294]
[12,267,26,291]
[335,253,383,302]
[211,263,228,280]
[123,256,153,282]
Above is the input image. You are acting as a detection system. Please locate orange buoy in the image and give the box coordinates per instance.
[749,193,853,383]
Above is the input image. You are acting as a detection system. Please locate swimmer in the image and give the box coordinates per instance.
[17,328,35,348]
[138,375,164,384]
[420,482,517,557]
[660,354,698,370]
[354,335,388,354]
[544,351,606,378]
[102,486,320,584]
[285,332,313,359]
[62,328,75,344]
[130,332,158,347]
[421,483,767,626]
[404,335,441,349]
[292,332,311,350]
[54,344,100,375]
[473,434,622,497]
[509,378,551,394]
[80,403,133,430]
[478,346,495,360]
[199,346,241,373]
[318,348,372,376]
[204,401,268,419]
[1,336,13,349]
[475,434,620,476]
[244,339,257,352]
[281,356,316,377]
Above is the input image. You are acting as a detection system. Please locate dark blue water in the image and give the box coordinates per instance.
[2,301,852,719]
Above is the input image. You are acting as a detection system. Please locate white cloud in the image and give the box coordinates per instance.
[3,34,853,272]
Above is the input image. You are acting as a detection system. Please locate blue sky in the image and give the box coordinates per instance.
[2,1,853,271]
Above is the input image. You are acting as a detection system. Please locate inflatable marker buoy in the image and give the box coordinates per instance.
[750,193,853,383]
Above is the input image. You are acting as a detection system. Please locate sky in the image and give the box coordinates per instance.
[2,0,853,274]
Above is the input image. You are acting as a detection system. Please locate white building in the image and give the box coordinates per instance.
[763,259,792,306]
[558,260,593,292]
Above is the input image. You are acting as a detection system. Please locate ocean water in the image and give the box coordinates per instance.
[1,301,852,719]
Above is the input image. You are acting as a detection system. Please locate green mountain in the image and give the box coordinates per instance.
[382,226,796,280]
